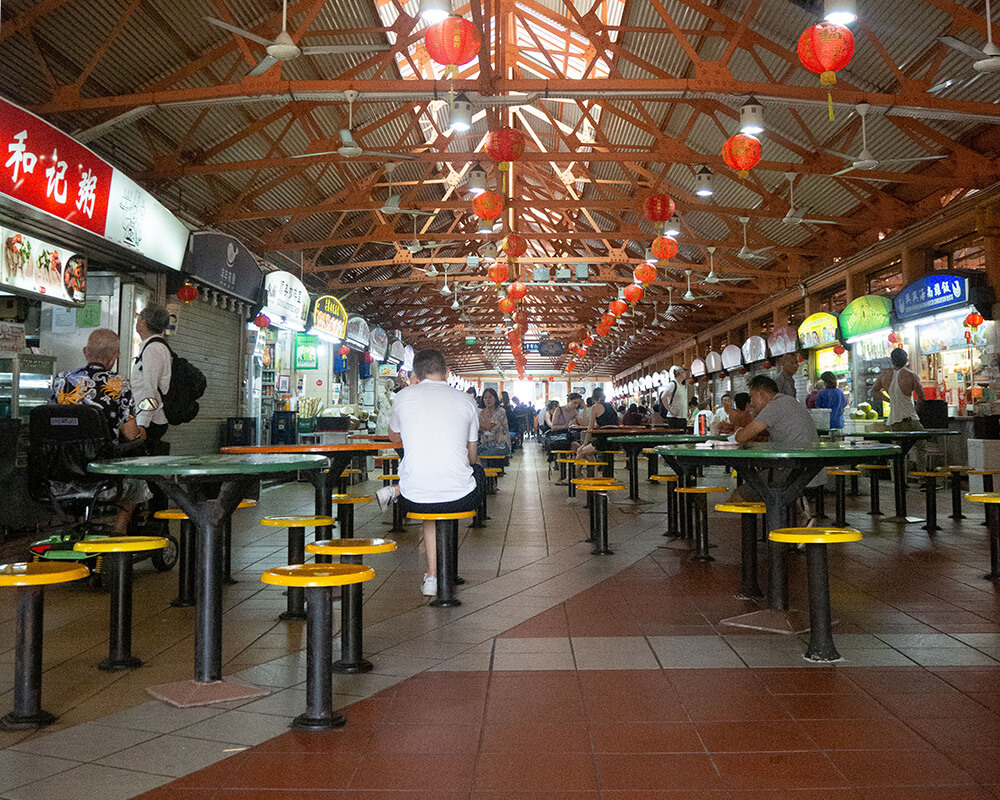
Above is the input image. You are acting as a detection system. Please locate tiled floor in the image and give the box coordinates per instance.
[1,445,999,799]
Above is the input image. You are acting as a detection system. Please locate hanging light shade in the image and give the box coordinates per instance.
[694,166,715,197]
[609,299,627,317]
[424,16,482,78]
[651,235,678,261]
[624,284,644,305]
[466,163,487,195]
[643,193,675,223]
[450,93,473,131]
[634,263,656,285]
[665,213,681,237]
[798,22,855,119]
[419,0,450,23]
[487,263,509,285]
[498,297,515,314]
[472,190,504,221]
[722,133,762,178]
[739,97,765,135]
[823,0,857,26]
[600,312,617,328]
[177,283,199,303]
[502,234,527,260]
[254,313,270,329]
[508,281,527,301]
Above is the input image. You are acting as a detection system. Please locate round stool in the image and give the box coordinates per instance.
[406,510,476,607]
[716,502,766,599]
[968,471,1000,526]
[642,448,659,481]
[675,487,727,561]
[577,482,625,555]
[937,465,970,520]
[480,454,507,476]
[964,493,1000,580]
[330,495,374,539]
[337,467,363,494]
[650,474,680,537]
[261,564,374,730]
[0,562,88,730]
[379,454,400,476]
[827,469,860,526]
[261,515,336,620]
[768,527,862,662]
[910,472,943,532]
[483,467,501,496]
[306,538,396,673]
[856,465,890,517]
[550,450,575,482]
[73,536,167,670]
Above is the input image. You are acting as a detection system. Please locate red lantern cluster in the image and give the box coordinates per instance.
[498,297,515,315]
[566,359,577,373]
[966,312,985,330]
[502,234,527,260]
[424,16,482,77]
[472,190,504,221]
[651,236,678,261]
[583,336,594,347]
[634,263,656,285]
[722,133,762,179]
[609,299,627,317]
[487,263,509,285]
[600,312,617,328]
[338,345,350,356]
[643,194,675,223]
[568,340,579,353]
[798,22,854,119]
[177,283,199,303]
[624,284,643,305]
[508,281,527,301]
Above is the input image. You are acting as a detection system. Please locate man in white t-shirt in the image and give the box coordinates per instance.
[386,349,480,597]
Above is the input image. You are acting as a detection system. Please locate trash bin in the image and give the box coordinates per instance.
[226,417,257,446]
[271,411,298,445]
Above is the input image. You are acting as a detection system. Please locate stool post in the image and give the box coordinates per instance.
[171,519,196,607]
[868,471,882,516]
[646,452,658,481]
[592,491,613,555]
[665,480,680,538]
[813,486,827,520]
[834,474,847,527]
[950,472,966,520]
[986,474,996,493]
[339,503,355,539]
[986,504,1000,581]
[314,475,334,539]
[849,472,859,496]
[293,585,345,731]
[334,553,372,673]
[586,488,597,543]
[692,497,713,562]
[101,552,141,671]
[603,451,615,479]
[803,543,840,662]
[430,520,461,607]
[558,459,568,482]
[280,526,307,621]
[567,462,577,498]
[738,515,762,598]
[390,496,406,534]
[2,586,54,729]
[471,489,488,529]
[923,475,939,532]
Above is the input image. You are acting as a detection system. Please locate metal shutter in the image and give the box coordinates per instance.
[164,300,243,455]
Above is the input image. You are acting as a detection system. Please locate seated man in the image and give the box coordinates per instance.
[51,328,150,534]
[384,349,481,597]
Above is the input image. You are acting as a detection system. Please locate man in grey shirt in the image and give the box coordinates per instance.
[774,353,799,400]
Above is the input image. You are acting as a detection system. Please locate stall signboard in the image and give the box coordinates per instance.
[839,294,892,339]
[816,346,850,375]
[403,345,414,372]
[1,227,86,306]
[294,333,319,370]
[181,232,263,304]
[919,317,988,353]
[262,271,308,330]
[345,315,370,349]
[767,326,798,356]
[524,341,565,357]
[308,295,348,342]
[0,98,187,271]
[894,273,969,321]
[387,340,405,365]
[742,335,766,363]
[369,326,388,361]
[690,358,706,377]
[858,333,895,362]
[797,312,839,349]
[705,351,722,373]
[721,344,742,370]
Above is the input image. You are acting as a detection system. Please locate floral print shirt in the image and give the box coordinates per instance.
[51,362,136,432]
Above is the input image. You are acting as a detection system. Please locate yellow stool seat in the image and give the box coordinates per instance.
[768,527,862,544]
[261,563,374,588]
[380,454,400,461]
[968,470,1000,476]
[480,455,507,461]
[406,510,477,521]
[556,458,577,464]
[330,495,374,505]
[577,483,625,491]
[74,536,167,554]
[715,502,766,514]
[0,562,89,587]
[857,464,891,471]
[550,450,575,455]
[484,468,502,476]
[156,499,255,521]
[341,468,362,475]
[910,472,941,478]
[827,469,860,476]
[641,448,656,455]
[676,486,728,494]
[261,515,335,528]
[573,477,615,484]
[937,465,971,472]
[965,493,1000,504]
[236,500,257,508]
[650,475,678,483]
[306,538,398,556]
[379,475,399,481]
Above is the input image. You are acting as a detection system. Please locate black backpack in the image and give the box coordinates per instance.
[140,337,207,425]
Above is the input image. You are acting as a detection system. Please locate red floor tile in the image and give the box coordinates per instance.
[798,718,931,750]
[595,753,724,791]
[365,722,481,754]
[589,721,705,753]
[584,690,689,722]
[667,670,769,696]
[826,749,976,787]
[601,792,730,800]
[756,668,864,695]
[857,788,1000,800]
[695,720,815,752]
[474,751,599,792]
[228,752,359,791]
[778,693,894,721]
[478,722,593,753]
[342,792,470,800]
[712,752,850,791]
[941,748,1000,784]
[727,791,863,800]
[905,715,1000,751]
[873,691,992,720]
[348,753,477,791]
[682,693,793,722]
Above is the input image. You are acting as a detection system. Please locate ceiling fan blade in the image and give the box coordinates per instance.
[939,35,989,61]
[877,155,947,164]
[831,165,857,177]
[247,56,279,77]
[205,17,274,47]
[359,150,420,161]
[799,218,840,225]
[289,149,341,159]
[301,44,391,55]
[928,71,979,93]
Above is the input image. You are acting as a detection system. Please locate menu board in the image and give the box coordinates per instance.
[919,317,988,353]
[704,351,722,373]
[742,335,766,363]
[816,346,849,375]
[767,326,798,356]
[721,344,743,370]
[839,295,892,339]
[797,312,839,349]
[690,358,706,377]
[1,228,86,306]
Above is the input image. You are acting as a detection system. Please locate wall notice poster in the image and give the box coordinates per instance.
[294,333,319,370]
[0,322,26,352]
[1,228,86,306]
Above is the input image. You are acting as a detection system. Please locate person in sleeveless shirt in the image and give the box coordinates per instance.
[871,348,924,431]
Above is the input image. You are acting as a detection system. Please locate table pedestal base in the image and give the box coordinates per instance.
[883,516,925,524]
[720,608,811,635]
[147,679,270,708]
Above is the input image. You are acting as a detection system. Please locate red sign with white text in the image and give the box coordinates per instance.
[0,99,112,236]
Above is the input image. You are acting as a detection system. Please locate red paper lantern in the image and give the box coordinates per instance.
[548,376,554,382]
[472,190,504,221]
[624,284,644,304]
[566,360,577,372]
[651,236,678,261]
[502,234,527,259]
[722,133,762,179]
[596,323,610,337]
[583,336,594,347]
[833,344,846,355]
[487,263,509,285]
[643,194,675,223]
[577,347,587,357]
[634,262,656,285]
[609,299,627,317]
[254,313,270,328]
[508,281,527,301]
[424,16,482,76]
[887,331,900,344]
[486,127,525,165]
[763,360,772,369]
[338,345,350,356]
[498,297,515,314]
[600,312,617,328]
[177,283,199,303]
[966,312,985,329]
[568,340,579,353]
[798,22,855,87]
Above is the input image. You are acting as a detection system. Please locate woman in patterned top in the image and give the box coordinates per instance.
[477,388,511,457]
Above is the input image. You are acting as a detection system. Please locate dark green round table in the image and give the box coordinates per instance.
[610,434,726,503]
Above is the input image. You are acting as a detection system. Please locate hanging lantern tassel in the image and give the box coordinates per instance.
[798,22,854,121]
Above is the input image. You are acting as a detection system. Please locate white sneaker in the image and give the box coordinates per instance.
[421,575,438,596]
[375,485,395,512]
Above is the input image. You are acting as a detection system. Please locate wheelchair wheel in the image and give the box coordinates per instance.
[151,534,179,572]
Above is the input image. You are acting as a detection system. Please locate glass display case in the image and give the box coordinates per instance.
[0,353,57,421]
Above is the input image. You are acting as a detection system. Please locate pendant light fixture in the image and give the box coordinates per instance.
[664,213,681,237]
[419,0,450,23]
[739,97,764,135]
[466,163,486,195]
[823,0,856,25]
[694,166,715,197]
[450,94,472,132]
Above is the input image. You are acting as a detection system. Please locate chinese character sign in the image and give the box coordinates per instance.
[894,273,969,321]
[1,100,112,236]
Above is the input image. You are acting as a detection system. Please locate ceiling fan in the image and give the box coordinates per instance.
[682,270,712,302]
[438,269,452,296]
[701,246,749,284]
[206,0,390,77]
[781,172,839,226]
[291,91,418,161]
[932,0,1000,92]
[827,104,945,177]
[736,217,773,262]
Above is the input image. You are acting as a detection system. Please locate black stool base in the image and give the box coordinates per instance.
[169,597,196,608]
[99,655,142,671]
[591,546,614,555]
[1,709,56,730]
[291,712,346,731]
[333,658,373,674]
[692,554,715,563]
[279,610,308,621]
[429,597,461,607]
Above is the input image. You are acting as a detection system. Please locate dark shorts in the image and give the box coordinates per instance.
[400,487,479,515]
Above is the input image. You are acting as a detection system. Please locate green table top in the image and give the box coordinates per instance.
[89,453,328,477]
[610,435,727,445]
[654,441,901,459]
[849,430,957,440]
